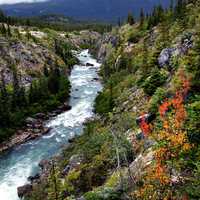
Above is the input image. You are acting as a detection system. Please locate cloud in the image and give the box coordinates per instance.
[0,0,47,4]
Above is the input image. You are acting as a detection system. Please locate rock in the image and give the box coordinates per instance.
[69,154,83,168]
[34,113,46,119]
[68,138,75,143]
[33,129,41,134]
[158,48,175,67]
[28,173,40,182]
[39,159,51,170]
[129,150,154,180]
[17,184,32,198]
[62,154,83,176]
[136,132,145,141]
[144,139,156,150]
[136,113,156,125]
[25,117,37,125]
[62,165,70,176]
[43,127,51,135]
[54,109,63,115]
[77,197,86,200]
[93,77,99,81]
[158,32,193,68]
[58,104,72,111]
[86,62,94,66]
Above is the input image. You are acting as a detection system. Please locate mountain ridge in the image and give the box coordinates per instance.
[0,0,171,21]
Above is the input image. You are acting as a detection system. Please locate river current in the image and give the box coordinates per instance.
[0,50,102,200]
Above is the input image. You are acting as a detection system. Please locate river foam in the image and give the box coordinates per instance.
[0,49,102,200]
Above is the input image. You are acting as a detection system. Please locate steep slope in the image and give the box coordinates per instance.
[0,0,171,21]
[23,1,200,200]
[0,24,92,145]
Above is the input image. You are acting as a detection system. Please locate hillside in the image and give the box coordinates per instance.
[0,18,103,148]
[0,0,171,21]
[20,1,200,200]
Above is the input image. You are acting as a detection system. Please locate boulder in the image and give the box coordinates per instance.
[136,113,156,125]
[25,117,37,125]
[86,62,94,67]
[17,184,32,198]
[39,159,51,170]
[68,138,75,143]
[69,154,83,168]
[34,113,46,119]
[158,48,175,67]
[62,154,83,176]
[28,173,40,183]
[58,104,72,111]
[62,165,70,176]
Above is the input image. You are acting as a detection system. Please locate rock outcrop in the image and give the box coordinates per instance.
[0,37,63,86]
[17,184,32,198]
[158,32,193,68]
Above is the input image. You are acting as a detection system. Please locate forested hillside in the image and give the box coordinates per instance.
[0,0,171,21]
[0,11,106,148]
[23,0,200,199]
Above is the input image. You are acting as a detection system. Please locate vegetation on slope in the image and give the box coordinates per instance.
[0,17,80,142]
[13,0,200,199]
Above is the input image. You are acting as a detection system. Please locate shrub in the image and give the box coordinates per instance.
[186,99,200,144]
[149,87,166,113]
[127,31,140,43]
[142,69,167,96]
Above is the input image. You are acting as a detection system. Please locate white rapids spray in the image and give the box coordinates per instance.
[0,50,102,200]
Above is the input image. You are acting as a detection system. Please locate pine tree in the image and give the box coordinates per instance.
[127,12,135,25]
[0,71,10,127]
[43,64,49,77]
[0,24,7,36]
[140,8,145,27]
[48,161,63,200]
[7,24,12,37]
[48,63,61,95]
[118,17,121,27]
[11,64,20,110]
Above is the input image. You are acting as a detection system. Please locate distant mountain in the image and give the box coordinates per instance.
[0,0,171,21]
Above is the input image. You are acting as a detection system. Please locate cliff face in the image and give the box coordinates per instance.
[0,38,60,86]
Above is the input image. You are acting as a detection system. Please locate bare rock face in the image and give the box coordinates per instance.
[0,39,59,86]
[96,33,119,62]
[62,154,83,176]
[158,48,175,67]
[158,32,193,68]
[17,184,32,198]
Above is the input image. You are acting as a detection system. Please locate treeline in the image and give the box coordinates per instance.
[126,0,192,27]
[0,10,112,33]
[0,61,70,142]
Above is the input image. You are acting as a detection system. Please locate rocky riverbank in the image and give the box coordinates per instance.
[0,103,71,154]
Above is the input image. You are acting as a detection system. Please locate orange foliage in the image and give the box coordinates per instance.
[139,115,151,137]
[136,69,191,199]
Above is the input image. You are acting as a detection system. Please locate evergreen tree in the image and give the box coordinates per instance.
[11,64,20,110]
[0,24,7,36]
[0,9,6,23]
[140,8,145,27]
[0,71,10,127]
[43,64,49,77]
[7,24,12,37]
[127,12,135,25]
[48,161,62,200]
[48,63,61,94]
[118,17,121,27]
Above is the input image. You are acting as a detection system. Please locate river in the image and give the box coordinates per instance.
[0,50,102,200]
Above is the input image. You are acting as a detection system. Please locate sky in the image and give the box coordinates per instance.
[0,0,47,4]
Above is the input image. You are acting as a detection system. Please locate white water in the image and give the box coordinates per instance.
[0,50,102,200]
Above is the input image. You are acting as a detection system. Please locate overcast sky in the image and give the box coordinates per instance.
[0,0,47,4]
